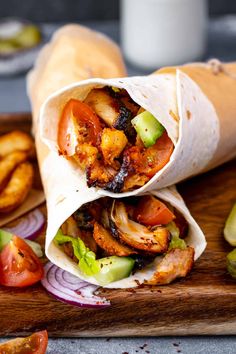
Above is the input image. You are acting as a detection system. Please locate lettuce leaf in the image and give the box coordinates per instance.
[167,222,187,250]
[54,229,100,276]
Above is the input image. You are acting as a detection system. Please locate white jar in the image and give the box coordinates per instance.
[121,0,208,70]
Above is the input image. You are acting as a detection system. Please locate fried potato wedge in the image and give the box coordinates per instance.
[146,247,194,285]
[93,221,136,257]
[0,131,34,158]
[0,162,34,213]
[0,151,28,192]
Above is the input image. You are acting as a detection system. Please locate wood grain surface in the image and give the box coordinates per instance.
[0,113,236,337]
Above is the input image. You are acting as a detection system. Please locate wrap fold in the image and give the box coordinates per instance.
[27,25,209,288]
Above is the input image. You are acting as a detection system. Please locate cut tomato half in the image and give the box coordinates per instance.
[0,330,48,354]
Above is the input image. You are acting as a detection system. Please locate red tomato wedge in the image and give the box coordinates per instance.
[0,330,48,354]
[141,132,174,177]
[57,98,102,156]
[134,196,175,226]
[0,235,44,287]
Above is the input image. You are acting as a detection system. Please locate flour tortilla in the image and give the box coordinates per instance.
[39,71,219,198]
[27,25,207,288]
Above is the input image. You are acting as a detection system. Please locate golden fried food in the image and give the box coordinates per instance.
[146,247,194,285]
[0,162,34,213]
[0,151,28,192]
[100,128,128,167]
[0,130,34,158]
[93,222,136,256]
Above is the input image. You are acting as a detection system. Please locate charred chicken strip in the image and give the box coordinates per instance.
[93,222,136,257]
[111,201,170,253]
[146,247,194,285]
[86,160,117,188]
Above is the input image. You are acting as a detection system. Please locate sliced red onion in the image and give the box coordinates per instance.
[4,209,45,240]
[41,262,110,308]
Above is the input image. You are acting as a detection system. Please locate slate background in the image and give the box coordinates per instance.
[0,0,236,22]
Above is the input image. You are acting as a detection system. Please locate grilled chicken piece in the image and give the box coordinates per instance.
[61,216,80,237]
[120,96,140,117]
[101,128,128,166]
[146,247,194,285]
[74,143,98,170]
[93,222,136,257]
[111,202,170,253]
[61,216,97,254]
[123,173,149,191]
[84,89,120,127]
[104,146,141,193]
[84,88,135,140]
[80,230,98,254]
[86,160,117,188]
[61,216,80,262]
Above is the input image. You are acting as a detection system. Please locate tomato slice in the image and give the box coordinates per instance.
[0,235,44,287]
[134,196,175,226]
[0,330,48,354]
[141,132,174,177]
[57,98,102,156]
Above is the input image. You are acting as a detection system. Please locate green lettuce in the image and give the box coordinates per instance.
[54,229,100,276]
[167,222,187,250]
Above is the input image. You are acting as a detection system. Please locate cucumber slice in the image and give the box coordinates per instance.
[224,203,236,246]
[131,110,164,148]
[94,256,135,285]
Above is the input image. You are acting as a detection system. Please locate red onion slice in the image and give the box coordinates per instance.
[41,262,110,308]
[4,209,45,240]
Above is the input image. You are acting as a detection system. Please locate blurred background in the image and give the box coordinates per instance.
[1,0,236,112]
[1,0,236,22]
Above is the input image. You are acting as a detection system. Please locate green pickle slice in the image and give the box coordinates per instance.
[224,203,236,246]
[227,249,236,278]
[0,23,41,55]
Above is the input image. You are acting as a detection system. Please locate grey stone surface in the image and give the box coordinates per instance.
[0,17,236,353]
[1,336,236,353]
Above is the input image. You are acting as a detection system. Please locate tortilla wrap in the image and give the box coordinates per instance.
[27,25,206,288]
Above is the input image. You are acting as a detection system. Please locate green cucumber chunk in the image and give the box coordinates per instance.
[224,203,236,246]
[227,248,236,278]
[167,222,187,250]
[0,229,12,251]
[94,256,135,285]
[131,110,165,148]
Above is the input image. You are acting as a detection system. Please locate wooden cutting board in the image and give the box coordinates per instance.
[0,113,236,337]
